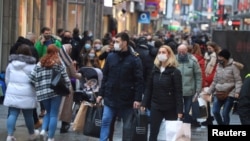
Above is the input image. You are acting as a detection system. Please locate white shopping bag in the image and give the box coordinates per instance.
[165,120,191,141]
[157,120,167,141]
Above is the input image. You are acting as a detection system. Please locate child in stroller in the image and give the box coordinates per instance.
[73,67,103,105]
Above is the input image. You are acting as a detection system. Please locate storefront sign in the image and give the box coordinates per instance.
[138,12,150,24]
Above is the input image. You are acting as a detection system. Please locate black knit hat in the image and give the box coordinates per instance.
[218,49,231,60]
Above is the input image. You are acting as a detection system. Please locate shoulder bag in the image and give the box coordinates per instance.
[51,68,70,96]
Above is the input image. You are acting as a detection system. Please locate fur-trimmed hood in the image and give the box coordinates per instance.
[9,54,36,64]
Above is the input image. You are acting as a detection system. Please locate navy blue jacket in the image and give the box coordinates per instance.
[99,47,144,108]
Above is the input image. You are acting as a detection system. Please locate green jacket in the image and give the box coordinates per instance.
[176,54,202,96]
[35,39,62,58]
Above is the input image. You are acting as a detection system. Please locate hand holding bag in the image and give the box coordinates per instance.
[51,68,70,96]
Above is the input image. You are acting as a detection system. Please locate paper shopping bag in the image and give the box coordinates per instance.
[72,101,88,132]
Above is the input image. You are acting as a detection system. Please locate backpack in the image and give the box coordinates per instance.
[0,72,6,97]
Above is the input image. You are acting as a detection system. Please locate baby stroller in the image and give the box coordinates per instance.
[72,67,103,121]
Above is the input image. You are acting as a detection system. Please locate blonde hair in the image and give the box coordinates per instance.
[154,45,179,68]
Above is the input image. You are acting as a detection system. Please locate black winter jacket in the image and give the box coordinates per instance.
[237,75,250,117]
[142,66,183,114]
[99,47,144,108]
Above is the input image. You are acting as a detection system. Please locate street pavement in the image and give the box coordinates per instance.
[0,101,241,141]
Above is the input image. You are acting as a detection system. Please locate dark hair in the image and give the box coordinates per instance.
[154,39,163,48]
[16,44,32,56]
[116,32,129,45]
[40,27,51,34]
[73,28,79,35]
[57,28,64,35]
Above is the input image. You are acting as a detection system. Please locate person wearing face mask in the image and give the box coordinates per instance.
[206,49,243,125]
[80,48,101,68]
[176,44,202,127]
[201,41,220,126]
[141,45,183,141]
[96,32,144,141]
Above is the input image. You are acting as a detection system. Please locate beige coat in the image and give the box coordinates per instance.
[59,44,82,122]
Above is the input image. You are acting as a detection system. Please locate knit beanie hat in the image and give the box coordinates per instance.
[218,49,231,60]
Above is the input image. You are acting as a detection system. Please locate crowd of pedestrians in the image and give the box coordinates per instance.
[1,26,249,141]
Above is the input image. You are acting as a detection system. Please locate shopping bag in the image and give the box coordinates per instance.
[72,101,89,132]
[165,120,191,141]
[198,97,208,118]
[133,110,148,141]
[83,104,103,138]
[157,120,167,141]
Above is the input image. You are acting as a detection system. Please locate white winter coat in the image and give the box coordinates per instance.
[4,54,37,109]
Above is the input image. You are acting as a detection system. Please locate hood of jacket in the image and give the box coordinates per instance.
[9,54,36,69]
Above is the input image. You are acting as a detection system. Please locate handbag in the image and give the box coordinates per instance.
[133,110,148,141]
[83,104,103,138]
[72,101,89,132]
[51,68,70,96]
[215,86,235,101]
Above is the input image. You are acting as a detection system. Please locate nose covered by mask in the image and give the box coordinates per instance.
[85,44,91,50]
[157,54,168,62]
[178,53,188,62]
[95,44,102,50]
[114,43,121,51]
[88,53,95,60]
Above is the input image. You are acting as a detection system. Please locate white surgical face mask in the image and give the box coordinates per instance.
[114,43,121,51]
[157,54,168,62]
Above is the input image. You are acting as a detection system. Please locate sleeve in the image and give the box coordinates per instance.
[173,69,183,114]
[29,65,38,85]
[60,65,71,87]
[34,41,43,58]
[232,64,243,94]
[5,65,10,85]
[98,55,110,97]
[55,40,62,48]
[133,57,144,102]
[193,59,202,92]
[141,70,153,108]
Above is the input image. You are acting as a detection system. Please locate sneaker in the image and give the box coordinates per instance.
[29,129,40,141]
[47,138,55,141]
[40,130,48,141]
[6,136,16,141]
[201,117,214,126]
[34,119,43,129]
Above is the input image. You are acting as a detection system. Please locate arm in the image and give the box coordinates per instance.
[133,57,144,103]
[5,65,10,85]
[34,41,43,58]
[232,64,243,98]
[173,69,183,117]
[141,69,154,108]
[193,59,202,92]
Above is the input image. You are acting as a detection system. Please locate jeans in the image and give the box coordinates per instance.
[183,95,193,123]
[7,107,34,136]
[100,105,135,141]
[212,96,234,125]
[41,96,62,138]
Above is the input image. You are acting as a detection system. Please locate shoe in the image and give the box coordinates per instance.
[39,110,46,118]
[6,136,16,141]
[191,120,201,128]
[47,138,54,141]
[29,129,40,141]
[201,117,214,126]
[34,119,43,129]
[40,130,48,141]
[60,122,70,134]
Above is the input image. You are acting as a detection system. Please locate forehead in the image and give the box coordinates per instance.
[178,45,187,51]
[158,47,167,52]
[43,30,50,34]
[64,32,71,36]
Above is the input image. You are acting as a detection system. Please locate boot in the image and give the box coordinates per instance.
[60,121,70,133]
[201,116,214,126]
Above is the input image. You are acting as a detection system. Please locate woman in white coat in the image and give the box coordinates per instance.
[4,44,39,141]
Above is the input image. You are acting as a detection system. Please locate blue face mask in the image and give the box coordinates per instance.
[85,44,91,50]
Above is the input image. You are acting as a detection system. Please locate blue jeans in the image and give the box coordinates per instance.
[212,96,234,125]
[183,95,193,123]
[41,96,62,138]
[100,105,135,141]
[7,107,34,136]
